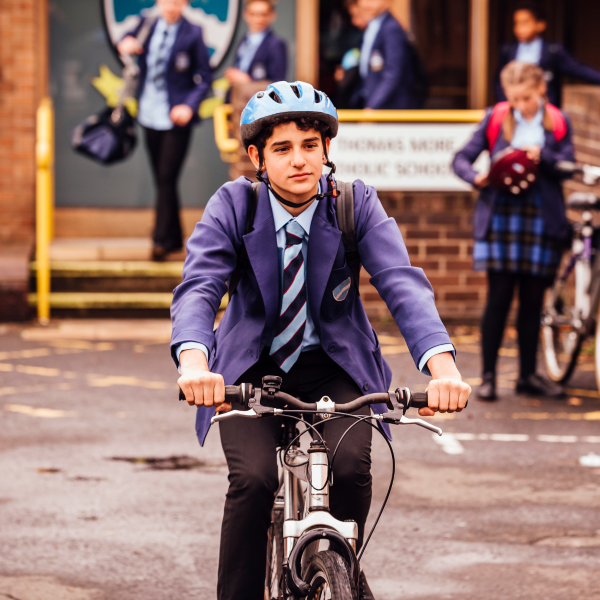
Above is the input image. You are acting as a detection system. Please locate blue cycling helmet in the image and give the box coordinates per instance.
[240,81,339,150]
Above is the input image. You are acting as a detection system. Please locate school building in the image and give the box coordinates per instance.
[1,0,600,321]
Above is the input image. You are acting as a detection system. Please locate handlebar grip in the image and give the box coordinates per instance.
[225,385,244,404]
[408,391,429,409]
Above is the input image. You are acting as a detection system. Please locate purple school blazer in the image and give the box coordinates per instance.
[452,107,575,241]
[171,176,452,445]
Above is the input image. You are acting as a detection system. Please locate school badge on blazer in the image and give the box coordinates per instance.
[333,277,352,302]
[102,0,239,68]
[251,63,267,80]
[174,52,191,72]
[369,50,385,72]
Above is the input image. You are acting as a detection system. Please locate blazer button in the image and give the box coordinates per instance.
[328,343,336,353]
[363,382,369,391]
[247,350,254,358]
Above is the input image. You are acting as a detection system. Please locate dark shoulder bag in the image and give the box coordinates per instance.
[71,15,157,165]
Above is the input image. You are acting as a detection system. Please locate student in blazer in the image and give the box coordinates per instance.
[454,61,574,402]
[118,0,213,261]
[225,0,287,86]
[494,2,600,107]
[349,0,414,110]
[173,81,470,600]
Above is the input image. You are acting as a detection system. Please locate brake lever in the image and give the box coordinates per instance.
[210,405,284,424]
[374,412,442,436]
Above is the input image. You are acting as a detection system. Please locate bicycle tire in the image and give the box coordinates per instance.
[265,503,284,600]
[301,550,358,600]
[541,252,589,383]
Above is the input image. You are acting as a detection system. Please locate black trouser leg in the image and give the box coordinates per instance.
[481,271,517,375]
[516,274,552,378]
[143,125,192,251]
[217,350,372,600]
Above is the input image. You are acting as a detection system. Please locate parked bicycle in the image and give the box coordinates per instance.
[541,161,600,389]
[208,376,446,600]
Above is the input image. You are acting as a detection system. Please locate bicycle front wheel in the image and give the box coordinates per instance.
[542,251,591,382]
[265,503,284,600]
[302,551,358,600]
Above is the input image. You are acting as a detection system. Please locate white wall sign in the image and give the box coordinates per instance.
[329,122,488,191]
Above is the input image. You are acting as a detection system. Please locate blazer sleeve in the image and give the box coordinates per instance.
[452,112,491,185]
[267,36,288,82]
[554,44,600,85]
[540,113,576,178]
[170,181,247,363]
[182,28,213,112]
[352,181,453,369]
[367,24,407,109]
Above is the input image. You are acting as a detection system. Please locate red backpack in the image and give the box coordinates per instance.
[485,101,567,150]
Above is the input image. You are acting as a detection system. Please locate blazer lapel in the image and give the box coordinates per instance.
[307,178,342,336]
[242,183,280,332]
[168,18,191,70]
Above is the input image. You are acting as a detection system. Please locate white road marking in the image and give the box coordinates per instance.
[537,435,578,443]
[433,432,600,454]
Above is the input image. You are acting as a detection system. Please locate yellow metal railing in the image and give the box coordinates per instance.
[213,106,486,157]
[35,97,54,324]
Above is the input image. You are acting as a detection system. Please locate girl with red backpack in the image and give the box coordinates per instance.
[453,61,575,401]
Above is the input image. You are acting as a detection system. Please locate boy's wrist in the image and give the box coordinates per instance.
[180,348,209,374]
[427,351,462,380]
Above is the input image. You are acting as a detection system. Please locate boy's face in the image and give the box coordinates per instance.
[513,9,547,43]
[504,81,546,120]
[157,0,187,24]
[244,0,275,33]
[249,122,329,203]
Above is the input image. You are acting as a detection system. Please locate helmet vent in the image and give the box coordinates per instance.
[314,91,322,103]
[290,84,301,98]
[269,90,283,104]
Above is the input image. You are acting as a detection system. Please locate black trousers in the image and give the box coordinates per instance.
[143,125,192,251]
[481,271,553,378]
[217,349,373,600]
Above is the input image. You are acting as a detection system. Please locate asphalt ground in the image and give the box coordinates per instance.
[0,319,599,600]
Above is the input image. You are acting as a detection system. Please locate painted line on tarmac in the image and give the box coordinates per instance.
[433,432,600,455]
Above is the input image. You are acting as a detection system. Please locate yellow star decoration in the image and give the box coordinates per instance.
[91,64,230,120]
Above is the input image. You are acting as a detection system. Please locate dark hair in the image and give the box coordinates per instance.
[248,115,331,157]
[514,1,547,22]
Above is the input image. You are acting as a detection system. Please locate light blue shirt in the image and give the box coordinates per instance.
[236,30,267,74]
[512,102,546,149]
[359,11,387,79]
[138,18,181,130]
[515,37,543,65]
[175,184,454,374]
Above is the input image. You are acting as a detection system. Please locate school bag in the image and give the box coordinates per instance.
[485,101,567,150]
[228,181,360,299]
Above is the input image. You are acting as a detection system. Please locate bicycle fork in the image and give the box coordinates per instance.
[282,440,359,597]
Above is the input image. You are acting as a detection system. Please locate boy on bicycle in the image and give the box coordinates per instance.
[172,81,470,600]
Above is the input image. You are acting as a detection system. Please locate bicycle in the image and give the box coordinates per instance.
[207,375,446,600]
[541,161,600,389]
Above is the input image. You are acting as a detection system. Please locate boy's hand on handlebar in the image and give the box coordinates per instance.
[177,349,231,413]
[421,352,471,416]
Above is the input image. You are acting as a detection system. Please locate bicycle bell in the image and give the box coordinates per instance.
[489,147,538,195]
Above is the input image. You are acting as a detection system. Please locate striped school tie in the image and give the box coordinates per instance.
[269,220,307,372]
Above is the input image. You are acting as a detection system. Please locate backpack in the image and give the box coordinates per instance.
[228,181,361,299]
[405,38,429,109]
[485,101,567,151]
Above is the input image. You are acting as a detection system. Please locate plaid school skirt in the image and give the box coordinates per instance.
[473,190,562,277]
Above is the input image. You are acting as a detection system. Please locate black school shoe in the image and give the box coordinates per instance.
[476,372,497,401]
[359,570,376,600]
[516,374,564,398]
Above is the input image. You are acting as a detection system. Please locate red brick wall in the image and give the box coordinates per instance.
[360,191,486,321]
[0,0,37,244]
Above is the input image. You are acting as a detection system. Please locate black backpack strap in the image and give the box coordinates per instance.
[228,181,261,298]
[336,180,361,291]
